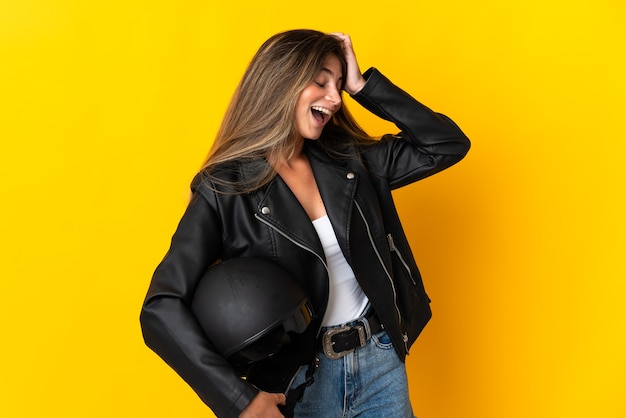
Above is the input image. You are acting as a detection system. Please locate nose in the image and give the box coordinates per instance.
[326,87,342,108]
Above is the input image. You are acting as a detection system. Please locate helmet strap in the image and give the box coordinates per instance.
[279,357,319,417]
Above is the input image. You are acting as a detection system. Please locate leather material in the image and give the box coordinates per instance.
[140,67,470,418]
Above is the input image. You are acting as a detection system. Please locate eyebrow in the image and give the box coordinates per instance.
[321,67,343,81]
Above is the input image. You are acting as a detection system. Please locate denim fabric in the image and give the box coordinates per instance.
[290,329,415,418]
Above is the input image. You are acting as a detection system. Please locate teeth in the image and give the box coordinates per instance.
[311,106,332,116]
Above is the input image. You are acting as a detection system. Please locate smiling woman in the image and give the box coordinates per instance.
[140,29,470,418]
[3,1,626,417]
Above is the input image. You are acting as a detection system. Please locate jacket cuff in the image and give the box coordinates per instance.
[350,67,386,100]
[224,385,259,418]
[349,67,416,124]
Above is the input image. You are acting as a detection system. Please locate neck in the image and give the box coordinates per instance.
[274,136,305,168]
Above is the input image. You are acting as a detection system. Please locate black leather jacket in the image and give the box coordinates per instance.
[140,68,470,418]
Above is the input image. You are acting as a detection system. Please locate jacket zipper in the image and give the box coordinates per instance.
[254,213,329,340]
[354,202,409,353]
[387,233,417,286]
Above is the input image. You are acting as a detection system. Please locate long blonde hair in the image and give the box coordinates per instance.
[202,29,373,192]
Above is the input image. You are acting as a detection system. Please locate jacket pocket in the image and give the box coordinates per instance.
[387,233,416,286]
[387,233,432,351]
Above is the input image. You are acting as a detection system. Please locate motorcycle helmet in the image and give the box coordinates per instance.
[191,257,314,367]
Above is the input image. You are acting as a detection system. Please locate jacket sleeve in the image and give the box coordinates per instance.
[352,67,471,189]
[139,188,259,418]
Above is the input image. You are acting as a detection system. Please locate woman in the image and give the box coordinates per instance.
[140,29,470,418]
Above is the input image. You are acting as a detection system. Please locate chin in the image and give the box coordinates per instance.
[307,130,324,140]
[301,131,322,141]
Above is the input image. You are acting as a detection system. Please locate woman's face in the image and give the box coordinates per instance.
[294,55,343,141]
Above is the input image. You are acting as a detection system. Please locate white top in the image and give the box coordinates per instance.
[311,215,369,326]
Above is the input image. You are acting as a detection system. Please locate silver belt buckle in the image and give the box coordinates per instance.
[322,324,367,360]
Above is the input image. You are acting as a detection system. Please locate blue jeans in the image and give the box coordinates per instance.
[290,329,415,418]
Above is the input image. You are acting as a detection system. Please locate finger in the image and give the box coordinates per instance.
[329,32,351,45]
[275,393,287,405]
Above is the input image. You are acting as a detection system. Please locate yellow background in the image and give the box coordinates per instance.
[1,0,625,417]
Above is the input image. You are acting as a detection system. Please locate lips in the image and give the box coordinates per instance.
[311,106,332,125]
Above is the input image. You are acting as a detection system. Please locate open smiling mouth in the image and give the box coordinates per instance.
[311,106,332,124]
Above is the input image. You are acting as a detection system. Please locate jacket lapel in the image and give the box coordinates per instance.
[306,144,359,262]
[254,174,325,259]
[252,142,362,264]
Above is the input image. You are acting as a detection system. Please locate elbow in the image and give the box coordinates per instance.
[459,135,471,157]
[446,134,471,160]
[139,300,162,351]
[139,306,153,348]
[438,113,471,156]
[435,137,471,173]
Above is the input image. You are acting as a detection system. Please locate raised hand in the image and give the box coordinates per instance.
[329,32,367,95]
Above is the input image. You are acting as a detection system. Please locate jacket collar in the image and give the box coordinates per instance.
[252,141,360,260]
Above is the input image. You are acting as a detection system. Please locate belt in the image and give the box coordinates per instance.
[320,310,383,360]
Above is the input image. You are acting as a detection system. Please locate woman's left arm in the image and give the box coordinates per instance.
[352,67,471,188]
[332,33,470,188]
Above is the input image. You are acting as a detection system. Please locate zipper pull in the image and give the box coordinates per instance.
[387,233,396,251]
